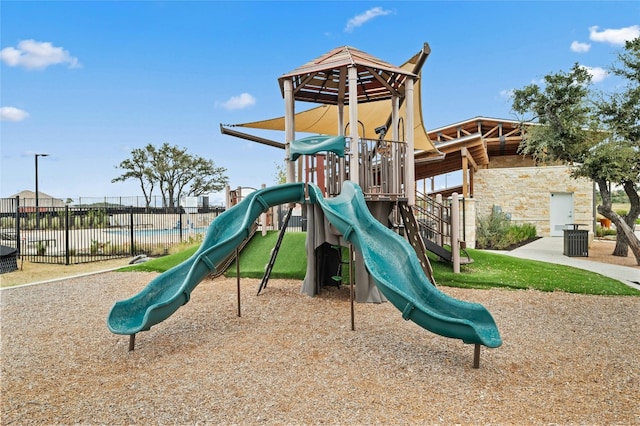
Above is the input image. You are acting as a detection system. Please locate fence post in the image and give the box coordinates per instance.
[14,196,21,256]
[129,207,134,256]
[65,206,70,265]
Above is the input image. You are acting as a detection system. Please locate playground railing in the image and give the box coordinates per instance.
[324,137,407,199]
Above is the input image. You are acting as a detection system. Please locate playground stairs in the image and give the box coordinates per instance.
[409,191,473,265]
[397,201,436,285]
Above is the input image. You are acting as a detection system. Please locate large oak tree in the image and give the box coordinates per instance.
[113,143,228,210]
[512,38,640,265]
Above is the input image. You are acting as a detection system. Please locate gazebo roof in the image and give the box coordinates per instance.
[223,43,438,153]
[278,45,417,105]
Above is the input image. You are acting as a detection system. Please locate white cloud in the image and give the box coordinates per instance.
[589,25,640,46]
[581,65,608,83]
[345,7,392,33]
[0,106,30,121]
[499,89,514,99]
[0,39,80,70]
[220,93,256,110]
[570,41,591,53]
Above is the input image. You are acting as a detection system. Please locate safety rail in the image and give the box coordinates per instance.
[413,191,452,250]
[323,137,407,199]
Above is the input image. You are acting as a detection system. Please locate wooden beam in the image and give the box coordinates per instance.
[482,124,499,139]
[292,72,319,96]
[461,147,478,171]
[484,136,523,143]
[502,127,522,138]
[364,66,402,97]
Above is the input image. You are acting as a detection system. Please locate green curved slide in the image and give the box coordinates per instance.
[307,181,502,348]
[107,183,306,335]
[108,181,501,349]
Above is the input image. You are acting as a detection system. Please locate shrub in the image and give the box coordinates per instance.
[476,206,537,250]
[595,225,617,238]
[476,206,510,249]
[504,223,538,246]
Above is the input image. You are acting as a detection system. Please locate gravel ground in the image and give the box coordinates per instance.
[1,273,639,425]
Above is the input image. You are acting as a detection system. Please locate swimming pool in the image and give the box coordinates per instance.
[105,227,209,236]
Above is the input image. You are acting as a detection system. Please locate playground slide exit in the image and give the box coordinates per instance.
[108,181,501,348]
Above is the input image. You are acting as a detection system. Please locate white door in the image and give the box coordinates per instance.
[550,192,574,236]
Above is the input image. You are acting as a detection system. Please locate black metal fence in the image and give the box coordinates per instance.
[0,197,305,265]
[0,197,225,265]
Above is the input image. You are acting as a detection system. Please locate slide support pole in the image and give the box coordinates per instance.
[129,334,136,352]
[349,245,355,331]
[473,344,481,369]
[236,248,241,317]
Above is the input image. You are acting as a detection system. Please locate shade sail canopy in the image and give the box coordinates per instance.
[223,43,439,154]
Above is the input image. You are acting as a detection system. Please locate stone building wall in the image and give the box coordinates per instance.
[473,165,594,237]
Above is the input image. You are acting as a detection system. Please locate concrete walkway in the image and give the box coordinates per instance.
[504,237,639,290]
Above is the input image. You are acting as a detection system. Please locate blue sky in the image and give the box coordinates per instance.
[1,1,638,204]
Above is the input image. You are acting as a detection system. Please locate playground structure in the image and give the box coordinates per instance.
[107,43,502,367]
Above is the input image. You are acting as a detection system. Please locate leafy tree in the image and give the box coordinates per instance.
[511,38,640,264]
[113,143,228,210]
[112,147,155,208]
[274,161,287,184]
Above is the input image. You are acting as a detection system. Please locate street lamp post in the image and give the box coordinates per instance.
[35,153,49,229]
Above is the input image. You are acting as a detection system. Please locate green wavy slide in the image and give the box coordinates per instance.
[107,183,306,335]
[108,181,501,349]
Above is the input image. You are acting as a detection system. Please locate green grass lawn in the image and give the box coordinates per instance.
[429,250,638,295]
[225,231,308,279]
[121,231,639,296]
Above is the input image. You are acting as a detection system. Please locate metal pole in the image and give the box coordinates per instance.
[236,248,241,317]
[473,344,481,368]
[350,245,355,331]
[35,155,38,229]
[35,153,49,229]
[65,205,70,265]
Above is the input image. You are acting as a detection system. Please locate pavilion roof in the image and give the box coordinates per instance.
[278,45,417,105]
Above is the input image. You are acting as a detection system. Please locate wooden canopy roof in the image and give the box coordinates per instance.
[278,46,417,105]
[224,44,438,153]
[415,116,524,180]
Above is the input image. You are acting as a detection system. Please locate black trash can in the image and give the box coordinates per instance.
[563,225,589,257]
[0,245,18,274]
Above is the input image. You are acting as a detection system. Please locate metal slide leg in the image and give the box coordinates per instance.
[236,248,241,317]
[349,245,355,331]
[473,344,481,369]
[129,334,136,351]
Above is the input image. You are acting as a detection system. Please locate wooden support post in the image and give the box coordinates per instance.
[451,193,460,274]
[129,334,136,352]
[461,155,469,198]
[473,344,481,369]
[236,248,241,317]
